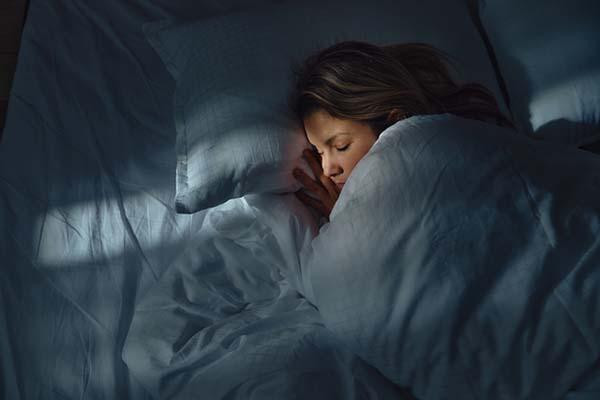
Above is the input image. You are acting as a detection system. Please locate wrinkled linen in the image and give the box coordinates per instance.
[298,114,600,400]
[123,194,409,399]
[0,0,409,399]
[0,1,212,398]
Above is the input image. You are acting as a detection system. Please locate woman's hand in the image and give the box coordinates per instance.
[293,148,341,220]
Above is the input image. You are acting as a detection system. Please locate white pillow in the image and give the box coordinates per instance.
[478,0,600,146]
[145,0,507,213]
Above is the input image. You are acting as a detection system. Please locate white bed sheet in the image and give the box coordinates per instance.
[0,1,410,399]
[1,1,214,398]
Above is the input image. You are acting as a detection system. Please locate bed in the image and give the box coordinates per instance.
[1,1,599,399]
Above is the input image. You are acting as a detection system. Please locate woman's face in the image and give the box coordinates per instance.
[303,110,378,190]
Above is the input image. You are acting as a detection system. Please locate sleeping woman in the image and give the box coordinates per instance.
[289,40,513,220]
[288,41,600,400]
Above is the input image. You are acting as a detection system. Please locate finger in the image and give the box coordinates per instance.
[296,189,332,219]
[293,168,328,198]
[295,191,328,218]
[303,149,340,201]
[295,190,328,216]
[303,149,324,177]
[320,175,340,201]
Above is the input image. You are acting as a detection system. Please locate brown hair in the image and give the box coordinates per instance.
[290,41,514,134]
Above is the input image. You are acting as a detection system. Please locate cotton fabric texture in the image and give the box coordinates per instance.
[298,114,600,400]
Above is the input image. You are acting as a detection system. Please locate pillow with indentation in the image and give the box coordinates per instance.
[145,0,507,213]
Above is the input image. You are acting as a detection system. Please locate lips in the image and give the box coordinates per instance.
[335,181,345,189]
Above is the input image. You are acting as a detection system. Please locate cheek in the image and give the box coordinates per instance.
[344,152,362,172]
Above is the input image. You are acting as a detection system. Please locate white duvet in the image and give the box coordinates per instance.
[298,114,600,399]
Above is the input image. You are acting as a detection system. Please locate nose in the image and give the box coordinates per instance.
[321,153,342,178]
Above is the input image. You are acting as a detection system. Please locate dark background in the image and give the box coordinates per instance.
[0,0,28,137]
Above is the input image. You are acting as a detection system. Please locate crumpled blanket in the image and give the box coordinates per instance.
[123,194,409,399]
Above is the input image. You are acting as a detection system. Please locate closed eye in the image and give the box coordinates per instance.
[312,145,349,155]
